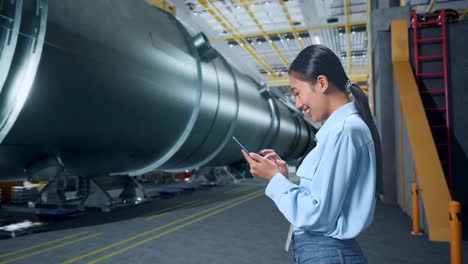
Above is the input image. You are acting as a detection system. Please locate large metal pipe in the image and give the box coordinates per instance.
[0,0,315,181]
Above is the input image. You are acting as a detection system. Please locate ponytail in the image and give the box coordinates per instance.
[350,84,383,196]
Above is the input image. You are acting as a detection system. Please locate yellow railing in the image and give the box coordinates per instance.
[391,19,451,241]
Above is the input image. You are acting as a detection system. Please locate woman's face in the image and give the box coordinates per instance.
[289,74,327,122]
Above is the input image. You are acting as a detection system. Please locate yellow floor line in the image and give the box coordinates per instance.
[223,185,253,194]
[0,232,102,264]
[229,186,259,194]
[144,200,211,221]
[0,231,90,258]
[88,192,264,264]
[143,199,202,219]
[62,190,263,264]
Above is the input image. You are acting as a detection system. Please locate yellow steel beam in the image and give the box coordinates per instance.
[209,22,367,42]
[240,0,290,68]
[279,0,305,49]
[267,76,290,87]
[366,0,374,115]
[460,10,467,21]
[268,73,368,87]
[391,19,450,242]
[146,0,176,16]
[199,0,276,77]
[346,0,352,73]
[426,0,438,13]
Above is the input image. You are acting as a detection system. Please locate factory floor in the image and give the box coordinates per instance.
[0,178,466,264]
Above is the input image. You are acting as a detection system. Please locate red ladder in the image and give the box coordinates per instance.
[411,9,452,193]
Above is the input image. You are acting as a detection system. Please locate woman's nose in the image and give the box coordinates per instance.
[295,99,302,109]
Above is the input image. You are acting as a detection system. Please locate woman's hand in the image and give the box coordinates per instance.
[260,149,289,177]
[241,150,279,181]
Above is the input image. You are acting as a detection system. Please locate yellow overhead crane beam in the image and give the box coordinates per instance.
[209,22,367,42]
[145,0,176,16]
[345,0,352,73]
[460,10,467,21]
[199,0,277,77]
[426,0,438,13]
[279,0,305,50]
[267,73,368,87]
[240,0,290,68]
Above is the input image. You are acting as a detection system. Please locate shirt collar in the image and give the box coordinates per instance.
[315,101,358,143]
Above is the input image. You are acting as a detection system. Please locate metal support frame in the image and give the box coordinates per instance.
[279,0,305,50]
[240,0,290,68]
[209,22,367,42]
[199,0,277,77]
[80,176,147,212]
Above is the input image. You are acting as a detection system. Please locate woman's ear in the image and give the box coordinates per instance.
[316,75,329,93]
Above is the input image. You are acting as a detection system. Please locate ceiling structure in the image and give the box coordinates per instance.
[169,0,466,91]
[182,0,370,89]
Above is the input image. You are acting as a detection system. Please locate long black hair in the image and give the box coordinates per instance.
[289,44,383,196]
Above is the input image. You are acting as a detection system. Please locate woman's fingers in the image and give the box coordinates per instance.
[249,152,264,161]
[260,149,274,155]
[264,153,279,160]
[241,150,254,164]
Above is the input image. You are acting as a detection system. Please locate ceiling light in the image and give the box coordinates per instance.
[352,31,356,34]
[314,35,321,44]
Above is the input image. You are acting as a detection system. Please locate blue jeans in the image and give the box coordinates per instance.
[293,233,368,264]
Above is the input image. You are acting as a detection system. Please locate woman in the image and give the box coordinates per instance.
[241,44,382,264]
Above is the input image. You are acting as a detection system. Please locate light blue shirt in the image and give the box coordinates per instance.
[265,101,376,239]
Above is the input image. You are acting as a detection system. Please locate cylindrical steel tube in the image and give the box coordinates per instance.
[0,0,315,180]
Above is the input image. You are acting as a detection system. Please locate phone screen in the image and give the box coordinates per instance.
[232,136,250,154]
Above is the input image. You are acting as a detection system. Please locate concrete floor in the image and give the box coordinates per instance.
[0,179,466,264]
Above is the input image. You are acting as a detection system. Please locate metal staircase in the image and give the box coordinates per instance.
[411,9,452,193]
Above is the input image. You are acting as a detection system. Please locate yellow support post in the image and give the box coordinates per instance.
[449,201,463,264]
[411,183,423,236]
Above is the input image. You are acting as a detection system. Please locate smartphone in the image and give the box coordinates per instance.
[232,136,251,154]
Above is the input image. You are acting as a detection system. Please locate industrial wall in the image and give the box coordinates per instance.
[373,6,468,238]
